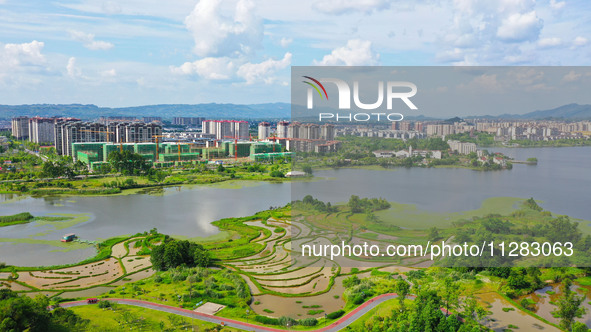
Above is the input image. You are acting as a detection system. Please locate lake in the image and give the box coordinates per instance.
[0,146,589,266]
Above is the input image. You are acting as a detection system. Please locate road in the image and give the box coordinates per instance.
[61,294,403,332]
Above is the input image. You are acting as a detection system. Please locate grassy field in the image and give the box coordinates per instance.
[374,196,524,229]
[71,303,242,331]
[346,298,401,330]
[105,267,251,311]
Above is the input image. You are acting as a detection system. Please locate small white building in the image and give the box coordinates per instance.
[372,150,394,158]
[286,171,307,177]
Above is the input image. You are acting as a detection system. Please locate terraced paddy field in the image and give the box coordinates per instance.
[0,234,161,298]
[2,198,588,331]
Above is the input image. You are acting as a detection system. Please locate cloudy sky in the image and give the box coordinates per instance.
[0,0,590,108]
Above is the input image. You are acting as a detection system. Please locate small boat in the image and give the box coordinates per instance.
[61,233,76,242]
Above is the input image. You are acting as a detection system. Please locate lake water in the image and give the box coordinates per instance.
[0,146,589,266]
[296,146,591,221]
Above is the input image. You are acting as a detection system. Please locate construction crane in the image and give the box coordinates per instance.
[79,129,123,152]
[268,135,289,153]
[223,136,239,161]
[152,134,183,163]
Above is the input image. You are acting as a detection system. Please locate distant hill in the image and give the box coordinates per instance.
[1,102,590,121]
[0,103,292,120]
[493,104,591,120]
[516,103,591,120]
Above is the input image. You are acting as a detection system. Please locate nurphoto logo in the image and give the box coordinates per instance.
[302,75,418,122]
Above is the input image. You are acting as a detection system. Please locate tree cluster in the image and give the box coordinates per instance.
[107,150,151,175]
[348,195,391,213]
[150,239,211,271]
[0,289,87,331]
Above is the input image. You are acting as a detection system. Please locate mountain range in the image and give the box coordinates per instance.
[1,103,590,121]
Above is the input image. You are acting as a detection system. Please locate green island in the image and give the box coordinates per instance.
[445,132,591,148]
[296,136,514,171]
[2,197,591,331]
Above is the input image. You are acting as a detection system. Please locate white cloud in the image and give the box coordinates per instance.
[184,0,263,58]
[538,37,562,47]
[550,0,565,10]
[435,48,465,63]
[573,36,588,47]
[313,0,391,15]
[497,11,543,42]
[2,40,46,67]
[101,69,117,77]
[172,53,291,84]
[66,57,81,78]
[280,37,292,48]
[237,52,292,84]
[314,39,379,66]
[171,57,236,80]
[69,30,114,50]
[101,1,122,14]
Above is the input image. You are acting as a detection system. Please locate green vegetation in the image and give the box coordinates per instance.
[71,302,239,331]
[108,266,250,311]
[0,212,34,226]
[0,289,88,331]
[107,150,151,175]
[295,135,511,171]
[552,278,586,331]
[509,138,591,147]
[150,239,211,271]
[343,278,487,331]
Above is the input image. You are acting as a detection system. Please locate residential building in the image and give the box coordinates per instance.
[276,121,289,138]
[202,120,249,140]
[172,117,205,126]
[11,116,29,140]
[142,117,162,123]
[29,117,55,143]
[258,122,271,139]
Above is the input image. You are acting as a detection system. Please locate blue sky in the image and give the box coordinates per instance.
[0,0,590,108]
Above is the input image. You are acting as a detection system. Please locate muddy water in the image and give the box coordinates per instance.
[477,292,560,332]
[251,272,371,318]
[518,283,591,326]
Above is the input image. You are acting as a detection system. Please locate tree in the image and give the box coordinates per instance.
[41,156,76,179]
[395,278,410,312]
[553,278,586,331]
[0,289,87,331]
[151,239,211,271]
[108,150,150,175]
[193,246,211,267]
[348,195,363,213]
[461,295,488,329]
[302,165,313,175]
[428,227,440,241]
[442,277,460,317]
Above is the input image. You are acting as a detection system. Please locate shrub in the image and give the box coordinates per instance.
[98,300,111,309]
[299,318,318,326]
[254,315,280,325]
[326,310,345,320]
[307,310,324,315]
[278,316,297,327]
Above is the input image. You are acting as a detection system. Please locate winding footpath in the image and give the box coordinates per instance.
[61,293,404,332]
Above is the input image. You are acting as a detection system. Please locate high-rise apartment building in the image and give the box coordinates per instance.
[202,120,249,140]
[258,122,271,139]
[11,116,29,140]
[276,121,289,138]
[29,117,55,143]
